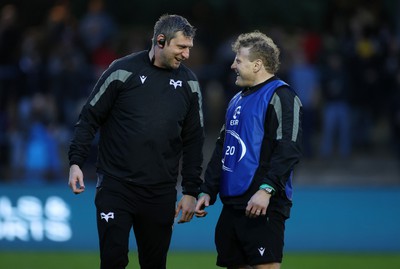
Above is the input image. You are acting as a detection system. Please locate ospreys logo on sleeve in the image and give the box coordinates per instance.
[169,79,182,89]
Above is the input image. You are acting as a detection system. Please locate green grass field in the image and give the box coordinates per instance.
[1,251,400,269]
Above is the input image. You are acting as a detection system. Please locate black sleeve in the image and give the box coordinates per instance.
[257,87,303,191]
[68,64,129,168]
[200,124,225,204]
[180,80,205,197]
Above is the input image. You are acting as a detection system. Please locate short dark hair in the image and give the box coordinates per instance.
[232,31,280,74]
[152,14,196,46]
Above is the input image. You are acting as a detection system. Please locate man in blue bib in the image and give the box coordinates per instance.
[196,31,303,269]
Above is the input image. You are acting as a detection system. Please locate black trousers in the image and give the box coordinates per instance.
[95,176,176,269]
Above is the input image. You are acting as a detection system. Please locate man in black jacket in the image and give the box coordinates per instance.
[195,31,302,269]
[68,14,204,269]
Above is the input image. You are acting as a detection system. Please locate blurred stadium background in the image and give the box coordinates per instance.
[1,0,400,268]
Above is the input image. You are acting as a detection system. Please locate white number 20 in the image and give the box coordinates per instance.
[225,146,235,156]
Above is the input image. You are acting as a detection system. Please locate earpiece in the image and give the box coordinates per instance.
[158,38,165,48]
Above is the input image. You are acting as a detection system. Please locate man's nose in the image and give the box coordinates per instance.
[182,48,190,59]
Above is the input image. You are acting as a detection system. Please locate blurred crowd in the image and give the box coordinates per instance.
[0,0,400,184]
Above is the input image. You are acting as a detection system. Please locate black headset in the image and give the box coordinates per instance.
[158,38,165,48]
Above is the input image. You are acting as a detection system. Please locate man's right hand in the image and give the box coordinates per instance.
[195,193,210,217]
[68,164,85,194]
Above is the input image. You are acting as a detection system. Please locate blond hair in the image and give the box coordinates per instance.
[232,31,280,74]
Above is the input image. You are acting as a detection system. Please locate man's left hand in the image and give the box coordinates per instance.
[175,195,196,224]
[245,190,271,218]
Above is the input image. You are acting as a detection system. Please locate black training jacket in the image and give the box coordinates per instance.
[68,50,204,196]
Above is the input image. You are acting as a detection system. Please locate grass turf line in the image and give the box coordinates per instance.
[0,251,399,269]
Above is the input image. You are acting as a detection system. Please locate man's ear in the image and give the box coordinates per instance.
[157,34,166,48]
[254,59,263,72]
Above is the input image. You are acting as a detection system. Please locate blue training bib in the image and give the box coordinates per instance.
[220,80,287,197]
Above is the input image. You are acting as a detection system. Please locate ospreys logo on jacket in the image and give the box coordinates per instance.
[221,79,288,197]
